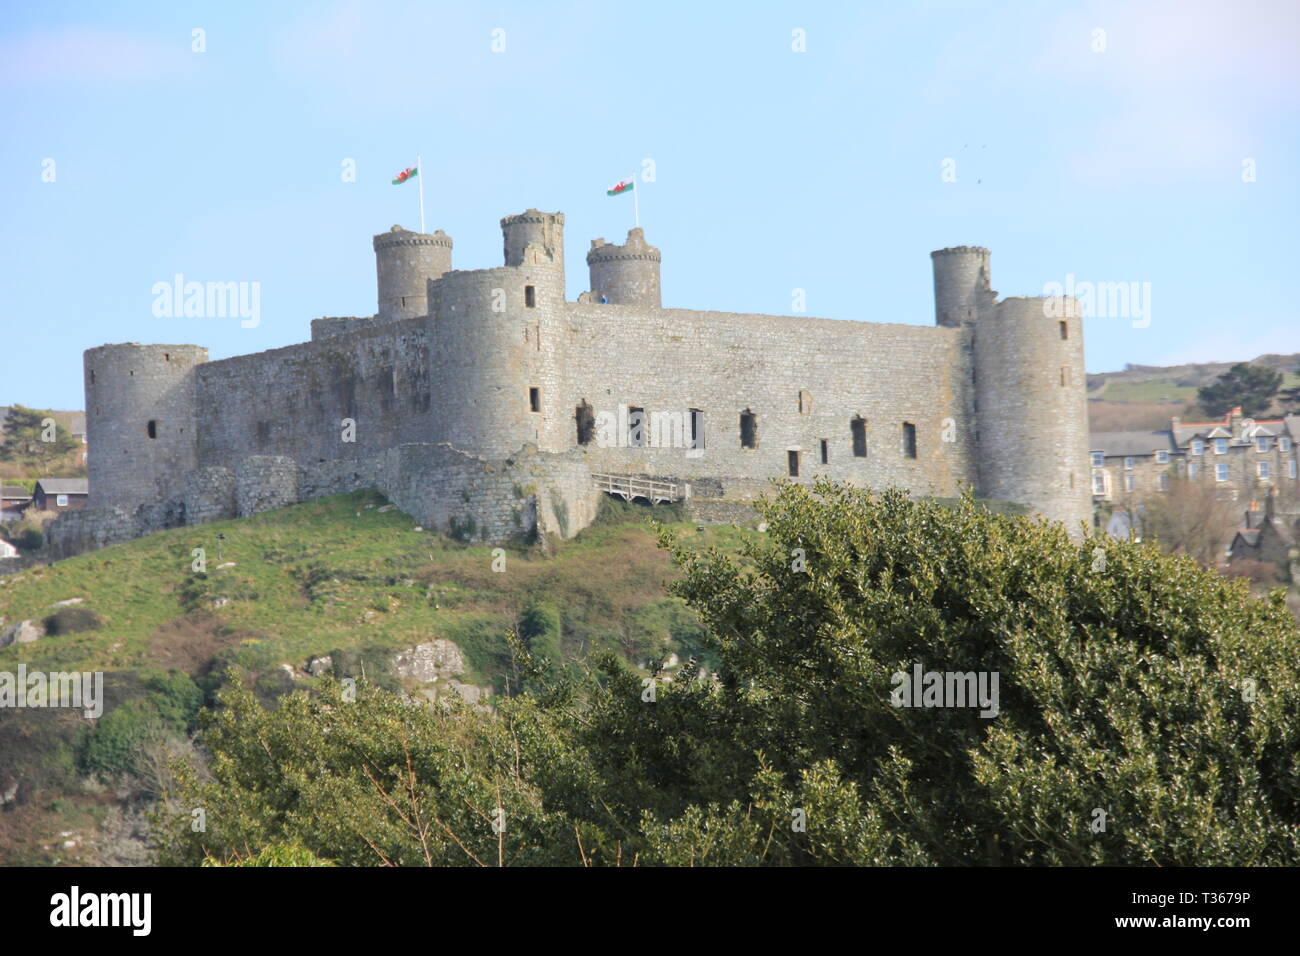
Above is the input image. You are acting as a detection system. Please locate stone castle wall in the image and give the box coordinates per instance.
[61,207,1093,562]
[559,304,978,500]
[194,316,431,466]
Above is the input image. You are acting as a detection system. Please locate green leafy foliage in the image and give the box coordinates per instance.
[1197,362,1283,417]
[155,481,1300,865]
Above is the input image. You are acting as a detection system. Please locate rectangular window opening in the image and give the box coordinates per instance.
[851,417,867,458]
[903,422,917,459]
[689,409,704,450]
[820,439,829,464]
[787,450,800,477]
[575,401,595,445]
[524,285,536,308]
[629,406,646,447]
[740,410,758,449]
[1058,321,1068,340]
[146,419,157,439]
[529,387,541,413]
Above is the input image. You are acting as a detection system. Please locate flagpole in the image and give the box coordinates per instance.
[631,169,640,229]
[417,154,426,233]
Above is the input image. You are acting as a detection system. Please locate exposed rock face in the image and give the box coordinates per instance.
[0,619,43,648]
[306,655,333,677]
[391,640,465,683]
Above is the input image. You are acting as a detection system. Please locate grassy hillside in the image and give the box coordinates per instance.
[1087,353,1300,431]
[0,490,755,864]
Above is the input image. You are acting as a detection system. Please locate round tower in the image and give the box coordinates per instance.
[85,343,207,510]
[373,225,453,321]
[931,246,993,327]
[428,261,567,457]
[973,296,1091,537]
[500,209,565,277]
[587,227,661,307]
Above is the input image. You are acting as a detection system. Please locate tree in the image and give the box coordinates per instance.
[631,481,1300,864]
[1197,363,1282,417]
[1141,475,1239,566]
[0,405,79,465]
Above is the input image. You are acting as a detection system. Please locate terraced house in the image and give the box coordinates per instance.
[1091,407,1300,512]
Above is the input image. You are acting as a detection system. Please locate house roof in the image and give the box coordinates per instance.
[1090,430,1176,458]
[35,478,89,495]
[1233,529,1261,548]
[0,485,32,499]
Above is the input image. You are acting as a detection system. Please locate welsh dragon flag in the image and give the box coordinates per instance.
[607,178,634,197]
[392,165,418,185]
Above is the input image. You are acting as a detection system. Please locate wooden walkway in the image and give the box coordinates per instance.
[591,473,682,504]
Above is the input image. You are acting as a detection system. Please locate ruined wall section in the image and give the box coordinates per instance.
[194,315,432,467]
[558,304,978,499]
[388,444,596,542]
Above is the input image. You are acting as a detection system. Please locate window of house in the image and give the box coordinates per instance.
[1155,450,1169,464]
[820,439,829,464]
[903,423,917,459]
[1189,462,1200,479]
[1215,463,1229,482]
[575,401,595,444]
[740,410,757,449]
[146,420,157,439]
[629,406,646,447]
[689,409,704,450]
[787,450,800,477]
[1092,471,1106,495]
[1256,436,1271,452]
[1289,459,1297,479]
[1124,456,1135,471]
[851,417,867,457]
[524,285,536,308]
[1091,451,1104,467]
[1159,474,1170,491]
[1124,474,1136,492]
[529,387,541,413]
[56,494,68,507]
[1258,461,1271,480]
[1191,439,1204,456]
[1280,436,1292,452]
[1059,320,1068,340]
[1214,438,1228,454]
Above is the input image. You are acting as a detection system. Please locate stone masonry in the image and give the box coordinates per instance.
[54,203,1093,557]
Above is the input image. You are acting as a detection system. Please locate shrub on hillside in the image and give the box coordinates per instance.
[42,606,101,635]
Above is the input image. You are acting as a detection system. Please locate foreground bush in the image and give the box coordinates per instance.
[157,481,1300,865]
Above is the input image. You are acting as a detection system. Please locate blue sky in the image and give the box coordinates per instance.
[3,0,1297,410]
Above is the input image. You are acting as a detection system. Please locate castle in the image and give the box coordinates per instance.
[48,208,1093,557]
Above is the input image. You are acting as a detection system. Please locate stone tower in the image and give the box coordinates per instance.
[373,225,453,321]
[84,343,207,510]
[500,209,565,278]
[931,246,994,327]
[586,227,662,307]
[427,210,567,457]
[972,295,1092,535]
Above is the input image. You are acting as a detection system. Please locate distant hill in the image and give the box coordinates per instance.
[1087,353,1300,432]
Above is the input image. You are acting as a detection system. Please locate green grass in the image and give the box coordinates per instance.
[0,490,755,689]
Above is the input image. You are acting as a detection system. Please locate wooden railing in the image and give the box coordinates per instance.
[591,473,681,504]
